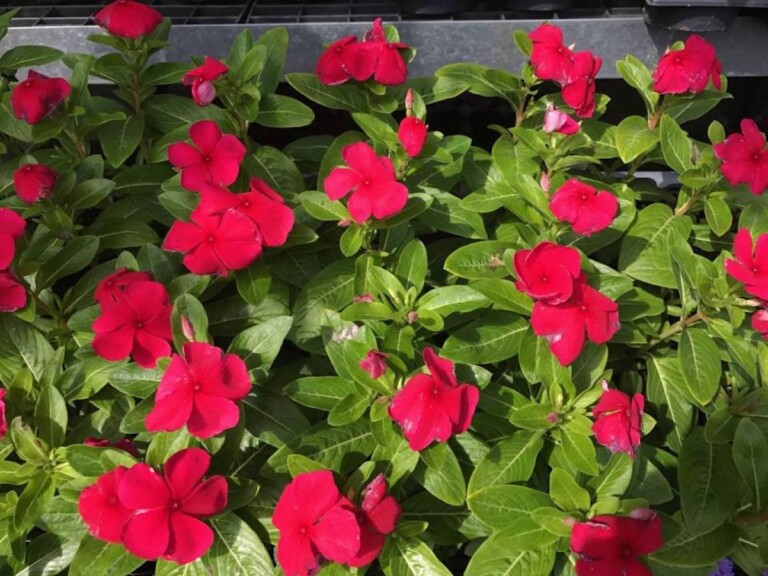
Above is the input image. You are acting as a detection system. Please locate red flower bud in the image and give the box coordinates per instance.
[398,116,428,158]
[11,70,70,125]
[94,0,163,39]
[13,163,58,204]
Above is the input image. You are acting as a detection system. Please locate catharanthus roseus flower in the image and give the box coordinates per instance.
[724,228,768,300]
[0,208,26,271]
[272,470,362,576]
[79,466,133,543]
[168,120,246,192]
[94,0,163,39]
[398,116,428,157]
[347,474,401,568]
[543,104,579,135]
[91,280,173,368]
[531,273,619,366]
[11,70,71,125]
[550,179,619,236]
[145,342,252,439]
[84,437,140,458]
[571,512,663,576]
[513,242,582,305]
[710,559,736,576]
[0,271,26,312]
[118,448,228,563]
[163,208,262,276]
[591,382,644,458]
[388,348,479,451]
[752,309,768,340]
[364,18,410,85]
[324,142,409,223]
[652,34,722,95]
[0,388,6,440]
[13,163,58,204]
[562,51,602,118]
[713,119,768,195]
[316,36,378,86]
[360,350,388,379]
[183,56,228,106]
[94,269,154,305]
[529,23,574,84]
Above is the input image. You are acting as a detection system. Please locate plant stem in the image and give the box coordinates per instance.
[674,189,700,217]
[639,310,706,355]
[64,130,87,160]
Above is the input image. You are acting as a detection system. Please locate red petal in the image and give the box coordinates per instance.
[422,348,457,389]
[131,329,172,369]
[272,470,342,530]
[341,42,379,82]
[119,463,170,510]
[164,221,203,253]
[570,517,623,559]
[187,394,241,438]
[398,117,428,157]
[342,141,380,174]
[164,447,211,502]
[366,495,401,535]
[145,390,194,433]
[164,513,215,564]
[0,208,26,239]
[388,374,453,450]
[276,531,320,576]
[180,476,228,516]
[91,325,135,363]
[168,142,203,169]
[310,504,361,562]
[592,389,631,418]
[316,36,357,85]
[324,167,361,201]
[347,187,373,223]
[203,353,251,399]
[346,528,385,568]
[180,163,213,193]
[189,120,221,154]
[368,182,409,220]
[122,509,171,560]
[531,301,586,366]
[374,45,408,85]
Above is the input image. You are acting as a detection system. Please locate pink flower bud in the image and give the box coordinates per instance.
[540,171,550,192]
[354,294,374,303]
[180,315,195,341]
[547,412,559,424]
[407,311,418,324]
[405,88,415,115]
[338,218,351,228]
[192,80,216,107]
[360,350,388,379]
[543,104,580,135]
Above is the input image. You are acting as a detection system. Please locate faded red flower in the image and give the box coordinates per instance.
[316,36,378,86]
[591,383,644,458]
[118,448,228,563]
[652,34,722,95]
[531,273,619,366]
[11,70,71,125]
[79,466,134,544]
[398,116,428,157]
[365,18,409,85]
[183,56,228,106]
[273,470,361,576]
[145,342,251,439]
[0,208,26,271]
[168,120,246,192]
[752,309,768,339]
[347,474,400,568]
[543,104,579,135]
[714,119,768,195]
[725,228,768,300]
[13,163,58,204]
[571,512,663,576]
[163,208,262,276]
[562,51,602,118]
[360,350,388,379]
[529,23,574,84]
[95,269,154,305]
[513,242,582,305]
[324,142,409,224]
[388,348,479,451]
[84,437,140,458]
[94,0,163,39]
[0,388,6,440]
[0,271,26,312]
[91,280,173,368]
[550,179,619,236]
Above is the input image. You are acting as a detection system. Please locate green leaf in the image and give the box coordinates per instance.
[286,73,368,112]
[468,431,544,496]
[243,388,310,448]
[509,403,556,431]
[13,538,79,576]
[468,485,551,530]
[442,312,527,364]
[253,27,288,96]
[679,327,722,405]
[435,63,520,105]
[417,286,490,317]
[420,189,487,239]
[98,115,145,168]
[69,535,145,576]
[660,115,693,174]
[732,418,768,512]
[326,392,370,427]
[285,377,350,411]
[465,540,555,576]
[142,62,189,86]
[159,188,198,221]
[559,428,599,476]
[299,190,349,221]
[61,178,115,211]
[235,260,272,306]
[616,55,659,112]
[256,94,314,128]
[704,196,732,237]
[589,453,633,500]
[205,512,274,575]
[471,278,532,315]
[647,356,693,452]
[14,472,55,532]
[228,316,293,380]
[616,115,659,163]
[444,241,513,280]
[250,145,305,195]
[0,45,62,71]
[145,94,228,133]
[652,521,738,568]
[665,89,731,125]
[394,239,428,292]
[492,135,540,185]
[386,537,453,576]
[415,443,466,506]
[34,385,67,448]
[549,468,591,512]
[36,236,100,289]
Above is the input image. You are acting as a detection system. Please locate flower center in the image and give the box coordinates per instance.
[754,154,761,161]
[243,201,250,208]
[171,501,180,510]
[109,496,118,505]
[193,383,200,391]
[136,321,144,329]
[204,155,212,163]
[580,305,587,311]
[364,180,370,185]
[580,194,588,201]
[541,276,548,282]
[753,267,759,273]
[207,235,215,243]
[621,546,633,558]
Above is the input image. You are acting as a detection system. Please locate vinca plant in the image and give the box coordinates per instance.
[0,1,767,575]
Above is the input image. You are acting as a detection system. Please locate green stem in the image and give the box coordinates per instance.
[674,189,700,217]
[639,310,706,355]
[64,130,87,160]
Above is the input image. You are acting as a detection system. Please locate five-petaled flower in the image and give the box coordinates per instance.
[388,348,479,451]
[360,350,388,379]
[543,104,580,135]
[145,342,252,439]
[324,142,409,224]
[513,242,582,305]
[591,382,644,458]
[94,269,154,305]
[79,466,134,543]
[725,228,768,300]
[0,271,27,312]
[11,70,71,125]
[571,511,663,576]
[550,179,619,236]
[529,23,574,84]
[94,0,164,39]
[184,56,228,106]
[168,120,246,192]
[316,36,378,86]
[13,163,58,204]
[0,208,26,271]
[347,474,401,568]
[652,35,722,95]
[365,18,410,85]
[714,119,768,195]
[561,51,602,118]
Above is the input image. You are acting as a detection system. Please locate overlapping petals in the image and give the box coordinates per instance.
[714,119,768,195]
[94,269,154,305]
[94,0,164,39]
[0,208,26,271]
[347,474,401,568]
[365,18,410,85]
[513,242,582,305]
[652,34,722,95]
[183,56,228,106]
[561,51,602,118]
[591,383,644,458]
[0,271,27,312]
[79,467,133,543]
[550,179,618,236]
[529,23,574,84]
[725,228,768,300]
[752,309,768,340]
[398,116,428,157]
[13,163,58,204]
[360,350,388,379]
[11,70,71,125]
[543,104,580,135]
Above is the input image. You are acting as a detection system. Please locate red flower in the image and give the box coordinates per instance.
[0,271,26,312]
[543,104,579,135]
[118,448,228,563]
[714,119,768,195]
[0,388,6,440]
[94,0,163,39]
[92,280,173,368]
[0,208,26,271]
[365,18,410,85]
[571,512,663,576]
[529,23,574,84]
[388,348,479,451]
[324,142,409,224]
[513,242,582,305]
[398,116,428,157]
[591,383,644,458]
[273,470,362,576]
[84,437,140,458]
[163,208,262,276]
[562,51,602,118]
[316,36,378,86]
[550,179,619,236]
[197,178,295,248]
[79,467,134,544]
[725,228,768,300]
[652,35,722,95]
[360,350,388,379]
[183,56,228,106]
[11,70,71,125]
[168,120,246,192]
[95,269,154,305]
[145,342,251,439]
[13,164,58,204]
[347,474,401,568]
[752,309,768,339]
[531,273,620,366]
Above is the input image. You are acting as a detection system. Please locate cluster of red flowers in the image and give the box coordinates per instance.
[10,70,70,125]
[272,470,400,576]
[550,178,619,236]
[529,24,601,118]
[388,348,479,451]
[91,269,173,368]
[725,228,768,339]
[652,35,721,95]
[317,18,410,86]
[0,209,27,312]
[514,242,619,365]
[79,448,227,564]
[591,382,644,459]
